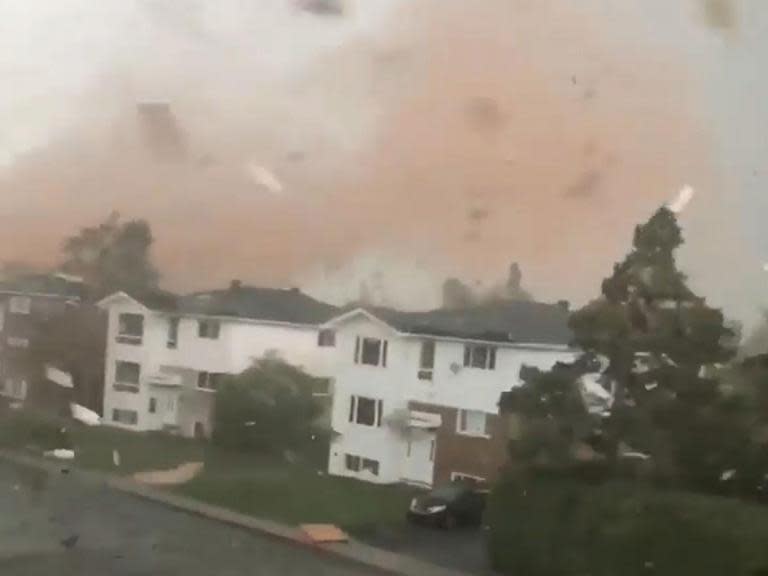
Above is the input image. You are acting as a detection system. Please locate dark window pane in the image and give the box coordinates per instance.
[356,397,376,425]
[420,341,435,369]
[318,329,336,347]
[471,346,488,369]
[361,338,382,366]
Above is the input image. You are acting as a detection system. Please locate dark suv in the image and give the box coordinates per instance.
[407,481,488,528]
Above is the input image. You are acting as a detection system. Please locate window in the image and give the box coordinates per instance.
[456,409,491,437]
[451,472,485,484]
[7,337,29,349]
[430,439,436,462]
[112,409,138,426]
[117,313,144,345]
[354,336,387,367]
[317,329,336,347]
[9,296,31,315]
[167,317,179,349]
[345,454,380,476]
[345,454,361,471]
[418,340,435,380]
[2,378,27,400]
[197,371,225,391]
[348,395,383,427]
[463,344,497,370]
[115,361,141,389]
[149,397,157,414]
[198,319,220,339]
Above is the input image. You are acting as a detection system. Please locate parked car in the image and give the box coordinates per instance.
[407,481,488,528]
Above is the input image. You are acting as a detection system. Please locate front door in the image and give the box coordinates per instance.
[162,394,178,426]
[403,431,436,486]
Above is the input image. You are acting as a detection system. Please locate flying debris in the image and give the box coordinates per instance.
[45,449,75,460]
[296,0,345,16]
[136,102,187,160]
[113,449,121,467]
[245,163,285,195]
[71,403,101,426]
[46,365,73,389]
[667,185,695,214]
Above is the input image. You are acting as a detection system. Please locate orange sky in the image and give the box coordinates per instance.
[0,0,726,310]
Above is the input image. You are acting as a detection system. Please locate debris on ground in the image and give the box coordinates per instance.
[132,462,204,486]
[301,524,348,544]
[44,449,75,460]
[60,534,79,549]
[113,449,121,467]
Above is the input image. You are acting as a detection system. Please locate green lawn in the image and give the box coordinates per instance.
[0,408,416,532]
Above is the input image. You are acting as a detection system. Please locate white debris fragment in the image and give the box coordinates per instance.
[45,449,75,460]
[245,163,284,195]
[70,403,101,426]
[46,365,74,389]
[668,185,695,214]
[113,449,121,467]
[244,421,256,427]
[622,451,651,461]
[644,381,658,391]
[720,469,736,481]
[9,402,23,410]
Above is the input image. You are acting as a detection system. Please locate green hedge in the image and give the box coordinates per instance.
[487,477,768,576]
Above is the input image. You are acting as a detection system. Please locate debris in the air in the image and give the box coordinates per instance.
[9,401,22,410]
[296,0,344,16]
[113,449,121,467]
[46,365,73,388]
[136,101,187,160]
[668,185,695,214]
[45,449,75,460]
[60,534,79,549]
[721,469,736,481]
[244,421,256,427]
[71,403,101,426]
[644,381,658,391]
[245,163,284,195]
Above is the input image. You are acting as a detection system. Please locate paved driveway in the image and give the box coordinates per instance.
[357,523,496,576]
[0,460,375,576]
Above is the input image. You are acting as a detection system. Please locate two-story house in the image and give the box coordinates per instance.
[0,273,91,409]
[320,302,575,486]
[97,282,339,437]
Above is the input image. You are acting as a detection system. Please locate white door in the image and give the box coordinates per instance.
[162,394,179,426]
[403,431,436,486]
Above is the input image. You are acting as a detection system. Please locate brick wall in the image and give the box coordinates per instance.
[410,401,510,484]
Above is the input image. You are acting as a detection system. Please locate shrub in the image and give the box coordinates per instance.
[487,477,768,576]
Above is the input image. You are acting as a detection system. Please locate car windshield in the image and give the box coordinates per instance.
[430,484,467,500]
[3,2,768,575]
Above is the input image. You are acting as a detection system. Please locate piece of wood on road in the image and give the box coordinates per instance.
[301,524,349,544]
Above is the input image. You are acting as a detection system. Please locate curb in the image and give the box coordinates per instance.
[0,449,471,576]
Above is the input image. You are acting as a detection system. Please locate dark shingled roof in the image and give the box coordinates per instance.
[0,274,87,300]
[362,301,572,345]
[176,286,339,324]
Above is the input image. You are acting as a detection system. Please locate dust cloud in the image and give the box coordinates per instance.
[0,0,717,309]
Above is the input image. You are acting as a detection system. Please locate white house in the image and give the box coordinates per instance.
[98,283,339,438]
[319,304,576,486]
[99,282,575,487]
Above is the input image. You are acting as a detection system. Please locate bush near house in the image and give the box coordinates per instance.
[212,359,327,455]
[487,476,768,576]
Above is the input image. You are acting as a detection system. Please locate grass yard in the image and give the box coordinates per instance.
[0,408,416,532]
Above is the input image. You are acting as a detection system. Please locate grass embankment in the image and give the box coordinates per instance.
[0,409,415,532]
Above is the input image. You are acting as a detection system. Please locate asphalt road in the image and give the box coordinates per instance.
[0,460,374,576]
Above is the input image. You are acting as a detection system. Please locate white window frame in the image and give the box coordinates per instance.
[354,336,388,367]
[6,336,29,349]
[317,329,336,348]
[197,371,225,391]
[167,317,179,349]
[456,409,491,438]
[198,319,221,340]
[344,453,380,476]
[114,361,141,390]
[112,408,138,426]
[348,395,383,427]
[117,313,144,345]
[463,344,497,371]
[451,472,485,484]
[1,378,27,400]
[9,296,31,315]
